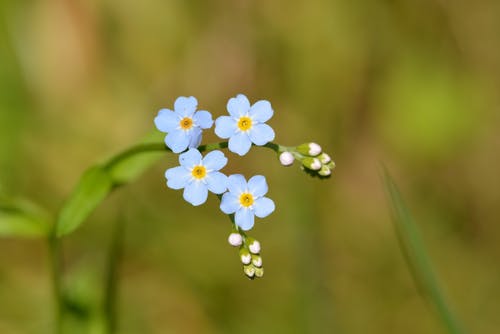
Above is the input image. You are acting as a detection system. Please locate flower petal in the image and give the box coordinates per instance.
[215,116,237,139]
[202,150,228,171]
[165,130,190,153]
[248,175,268,197]
[227,94,250,117]
[164,166,190,190]
[193,110,213,129]
[206,171,228,194]
[228,132,252,156]
[254,197,275,218]
[220,192,240,214]
[235,208,255,231]
[227,174,247,195]
[249,123,275,146]
[179,148,202,167]
[174,96,198,117]
[188,127,202,148]
[154,109,179,133]
[183,181,208,206]
[249,100,273,123]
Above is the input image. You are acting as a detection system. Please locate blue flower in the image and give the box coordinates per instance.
[165,148,228,206]
[220,174,275,231]
[215,94,275,156]
[155,96,214,153]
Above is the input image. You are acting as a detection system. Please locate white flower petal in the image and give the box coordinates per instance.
[214,116,237,139]
[227,94,250,117]
[165,130,190,153]
[154,109,179,133]
[249,123,275,146]
[235,208,255,231]
[203,150,228,171]
[227,174,247,194]
[228,132,252,156]
[254,197,276,218]
[249,100,273,123]
[206,172,228,194]
[164,166,190,190]
[193,110,213,129]
[248,175,268,197]
[174,96,198,117]
[254,197,275,218]
[220,192,240,214]
[179,148,202,167]
[183,181,208,206]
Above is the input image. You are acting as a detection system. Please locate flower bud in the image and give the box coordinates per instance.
[252,255,262,267]
[297,142,322,156]
[318,165,331,177]
[318,153,331,164]
[228,233,243,247]
[327,161,336,170]
[248,240,261,254]
[243,265,256,278]
[254,267,264,278]
[308,143,322,156]
[239,249,252,265]
[302,157,322,171]
[279,152,295,166]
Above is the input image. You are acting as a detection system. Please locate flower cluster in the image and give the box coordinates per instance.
[279,142,336,178]
[155,94,335,279]
[228,232,264,279]
[155,94,278,278]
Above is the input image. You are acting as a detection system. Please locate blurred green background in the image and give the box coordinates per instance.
[1,0,500,333]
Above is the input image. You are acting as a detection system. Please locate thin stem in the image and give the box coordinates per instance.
[48,233,63,334]
[103,216,125,334]
[104,143,168,171]
[103,140,283,172]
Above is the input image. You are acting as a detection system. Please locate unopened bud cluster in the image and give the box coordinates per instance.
[279,142,335,178]
[228,232,264,279]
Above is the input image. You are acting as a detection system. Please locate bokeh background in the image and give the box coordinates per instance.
[1,0,500,333]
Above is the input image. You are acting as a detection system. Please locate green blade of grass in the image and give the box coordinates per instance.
[382,169,466,334]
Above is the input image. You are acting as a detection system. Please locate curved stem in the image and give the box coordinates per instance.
[103,140,283,172]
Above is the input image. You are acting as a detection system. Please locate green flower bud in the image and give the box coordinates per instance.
[244,265,256,278]
[251,255,263,267]
[318,153,331,164]
[318,165,331,177]
[302,157,322,171]
[254,267,264,278]
[228,233,243,247]
[297,143,322,156]
[239,248,252,265]
[279,151,295,166]
[248,239,261,254]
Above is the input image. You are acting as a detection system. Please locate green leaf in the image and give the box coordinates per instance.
[382,169,466,334]
[56,166,113,237]
[0,197,50,238]
[55,132,168,237]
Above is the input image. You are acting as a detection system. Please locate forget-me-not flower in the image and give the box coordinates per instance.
[165,148,228,206]
[155,96,213,153]
[215,94,275,156]
[220,174,275,230]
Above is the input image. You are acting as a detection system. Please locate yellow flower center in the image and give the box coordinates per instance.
[191,165,206,179]
[180,117,193,130]
[239,193,254,207]
[237,116,252,131]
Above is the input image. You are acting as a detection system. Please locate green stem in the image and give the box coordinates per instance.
[103,140,283,172]
[48,233,63,334]
[103,216,125,334]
